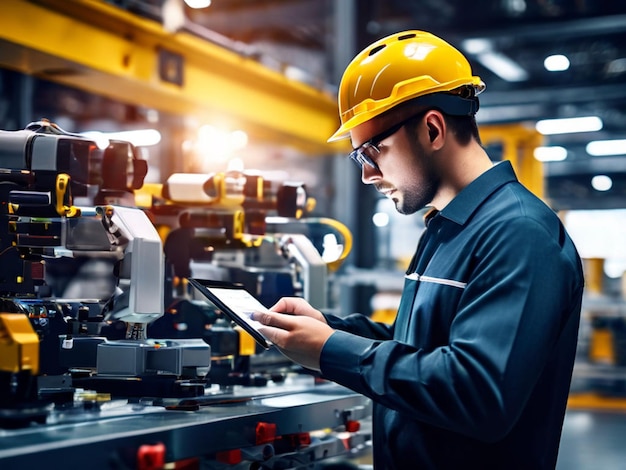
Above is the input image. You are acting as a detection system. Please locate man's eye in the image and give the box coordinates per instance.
[363,144,380,158]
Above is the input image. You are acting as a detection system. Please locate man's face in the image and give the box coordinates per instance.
[350,114,439,215]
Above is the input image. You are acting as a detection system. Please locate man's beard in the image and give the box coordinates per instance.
[394,148,439,215]
[394,178,437,215]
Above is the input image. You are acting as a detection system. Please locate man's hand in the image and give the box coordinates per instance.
[252,298,334,372]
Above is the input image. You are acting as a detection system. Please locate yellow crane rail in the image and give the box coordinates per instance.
[0,0,345,154]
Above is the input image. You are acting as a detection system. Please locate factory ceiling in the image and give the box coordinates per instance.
[2,0,624,211]
[180,0,626,211]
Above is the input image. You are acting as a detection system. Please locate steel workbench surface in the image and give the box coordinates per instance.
[0,377,371,469]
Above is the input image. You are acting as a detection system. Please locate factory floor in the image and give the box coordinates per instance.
[558,360,626,468]
[558,406,626,469]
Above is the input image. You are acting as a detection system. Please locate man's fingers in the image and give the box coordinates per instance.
[269,297,303,314]
[268,298,326,324]
[257,324,287,347]
[252,310,292,330]
[252,311,293,348]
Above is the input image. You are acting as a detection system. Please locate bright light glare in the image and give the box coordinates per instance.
[535,116,603,135]
[607,58,626,75]
[586,139,626,156]
[184,0,211,8]
[591,175,612,192]
[564,210,626,263]
[544,54,570,71]
[461,38,527,82]
[109,129,161,146]
[604,259,626,279]
[372,212,390,227]
[461,38,492,55]
[322,233,343,263]
[81,129,162,149]
[226,158,245,172]
[477,51,528,82]
[230,130,249,149]
[81,131,110,150]
[284,65,309,82]
[404,44,436,61]
[564,413,593,432]
[533,146,567,162]
[197,125,248,159]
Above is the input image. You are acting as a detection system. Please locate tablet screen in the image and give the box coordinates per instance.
[188,279,272,349]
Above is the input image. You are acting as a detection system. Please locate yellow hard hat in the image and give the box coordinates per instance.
[328,30,485,142]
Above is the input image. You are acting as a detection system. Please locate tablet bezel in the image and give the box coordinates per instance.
[188,278,272,350]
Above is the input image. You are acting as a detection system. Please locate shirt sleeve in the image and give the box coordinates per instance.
[323,311,394,340]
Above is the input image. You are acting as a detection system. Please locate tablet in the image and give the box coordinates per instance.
[188,278,272,349]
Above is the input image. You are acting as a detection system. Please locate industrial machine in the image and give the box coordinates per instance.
[0,121,369,469]
[140,170,350,307]
[138,168,352,387]
[0,120,210,412]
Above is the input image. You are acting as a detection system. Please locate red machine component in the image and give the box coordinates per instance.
[216,448,242,465]
[255,421,278,445]
[345,420,361,433]
[136,442,166,470]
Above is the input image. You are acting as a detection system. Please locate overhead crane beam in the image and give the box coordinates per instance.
[0,0,345,154]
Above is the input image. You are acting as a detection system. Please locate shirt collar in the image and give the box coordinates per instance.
[438,160,518,226]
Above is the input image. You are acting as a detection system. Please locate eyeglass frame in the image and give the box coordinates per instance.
[348,110,428,171]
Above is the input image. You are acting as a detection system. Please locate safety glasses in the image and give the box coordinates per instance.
[348,111,426,171]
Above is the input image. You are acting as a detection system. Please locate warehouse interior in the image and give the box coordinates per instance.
[1,0,626,468]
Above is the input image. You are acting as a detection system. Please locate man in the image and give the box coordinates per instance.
[252,30,584,469]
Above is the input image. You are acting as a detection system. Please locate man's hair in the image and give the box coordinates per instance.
[388,94,482,146]
[401,107,481,147]
[442,114,481,146]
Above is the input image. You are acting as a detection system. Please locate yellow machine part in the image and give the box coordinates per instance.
[312,217,353,273]
[479,124,545,198]
[589,327,615,364]
[235,326,257,357]
[584,258,617,365]
[134,182,163,209]
[370,309,398,325]
[0,313,40,375]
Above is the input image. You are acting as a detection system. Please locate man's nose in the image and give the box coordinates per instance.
[361,163,382,184]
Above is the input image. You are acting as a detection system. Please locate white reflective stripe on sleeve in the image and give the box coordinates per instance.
[405,272,467,289]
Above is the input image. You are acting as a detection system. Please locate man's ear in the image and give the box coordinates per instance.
[424,110,446,149]
[428,124,438,142]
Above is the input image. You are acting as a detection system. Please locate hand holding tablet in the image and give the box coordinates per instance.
[188,278,273,349]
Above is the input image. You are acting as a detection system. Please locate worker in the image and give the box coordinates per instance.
[252,30,584,469]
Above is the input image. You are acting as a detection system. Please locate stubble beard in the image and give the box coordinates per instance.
[394,155,439,215]
[393,179,437,215]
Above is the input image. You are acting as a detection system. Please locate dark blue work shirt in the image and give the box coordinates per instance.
[321,161,584,469]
